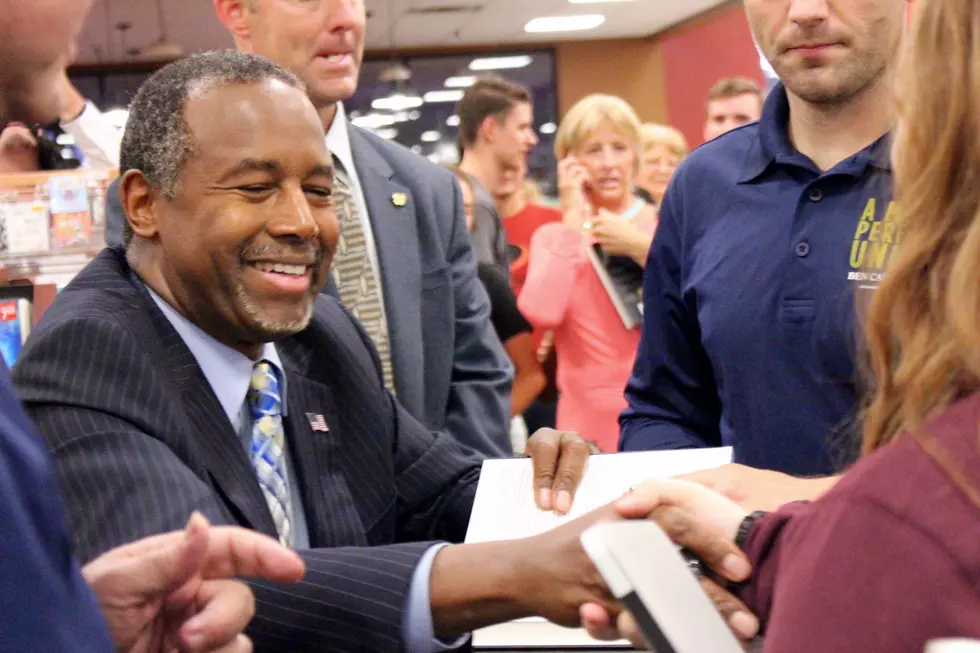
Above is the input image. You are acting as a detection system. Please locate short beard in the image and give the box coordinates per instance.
[234,281,316,340]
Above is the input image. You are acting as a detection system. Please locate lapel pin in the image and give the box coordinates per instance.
[306,412,329,433]
[391,192,407,207]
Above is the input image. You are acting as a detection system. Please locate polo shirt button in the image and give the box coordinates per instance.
[795,241,810,257]
[808,188,823,202]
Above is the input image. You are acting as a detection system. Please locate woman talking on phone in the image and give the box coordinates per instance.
[518,95,656,452]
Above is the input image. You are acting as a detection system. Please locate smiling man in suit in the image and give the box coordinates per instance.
[104,0,514,459]
[13,51,623,653]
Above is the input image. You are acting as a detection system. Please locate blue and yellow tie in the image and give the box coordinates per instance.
[248,361,293,547]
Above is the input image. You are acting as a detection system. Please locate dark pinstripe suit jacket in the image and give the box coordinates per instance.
[13,247,484,653]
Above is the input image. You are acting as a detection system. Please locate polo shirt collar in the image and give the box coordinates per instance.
[738,83,891,184]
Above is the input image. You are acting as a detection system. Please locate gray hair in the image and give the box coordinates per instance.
[119,50,304,246]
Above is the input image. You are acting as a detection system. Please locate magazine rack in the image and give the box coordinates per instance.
[0,168,116,324]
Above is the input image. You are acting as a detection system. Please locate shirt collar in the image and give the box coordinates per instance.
[144,285,287,425]
[325,103,355,174]
[739,83,892,184]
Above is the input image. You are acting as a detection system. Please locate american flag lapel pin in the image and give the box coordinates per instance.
[306,412,329,433]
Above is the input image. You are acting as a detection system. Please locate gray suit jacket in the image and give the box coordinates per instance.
[13,247,483,653]
[105,124,514,457]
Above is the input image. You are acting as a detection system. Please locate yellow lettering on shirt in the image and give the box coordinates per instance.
[849,199,899,271]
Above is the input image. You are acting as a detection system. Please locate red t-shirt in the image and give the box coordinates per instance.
[502,203,562,298]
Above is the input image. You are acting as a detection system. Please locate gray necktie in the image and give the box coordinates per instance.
[330,159,396,394]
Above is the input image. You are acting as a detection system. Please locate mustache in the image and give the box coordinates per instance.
[239,242,325,267]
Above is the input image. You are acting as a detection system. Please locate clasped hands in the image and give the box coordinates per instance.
[519,432,769,647]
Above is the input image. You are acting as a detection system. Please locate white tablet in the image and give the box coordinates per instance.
[580,521,745,653]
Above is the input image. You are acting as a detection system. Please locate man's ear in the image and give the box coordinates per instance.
[120,170,160,241]
[213,0,253,47]
[480,115,499,144]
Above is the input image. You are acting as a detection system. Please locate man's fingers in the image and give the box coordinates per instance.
[526,428,561,510]
[700,579,759,640]
[550,434,591,514]
[179,580,256,653]
[580,603,621,642]
[199,527,305,582]
[615,611,647,649]
[650,505,750,582]
[192,634,253,653]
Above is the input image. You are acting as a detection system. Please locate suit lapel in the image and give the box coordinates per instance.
[347,126,424,414]
[134,273,278,539]
[279,340,369,548]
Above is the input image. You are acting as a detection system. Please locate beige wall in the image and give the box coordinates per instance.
[555,38,667,124]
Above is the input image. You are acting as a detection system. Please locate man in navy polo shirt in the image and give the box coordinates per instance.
[620,0,909,509]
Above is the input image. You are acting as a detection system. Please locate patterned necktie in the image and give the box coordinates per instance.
[330,158,396,393]
[248,361,293,547]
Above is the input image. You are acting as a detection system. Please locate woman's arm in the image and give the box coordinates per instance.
[517,224,585,330]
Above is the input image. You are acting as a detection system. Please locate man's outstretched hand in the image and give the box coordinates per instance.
[82,512,305,653]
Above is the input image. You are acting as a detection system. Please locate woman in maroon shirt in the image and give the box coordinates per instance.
[581,0,980,649]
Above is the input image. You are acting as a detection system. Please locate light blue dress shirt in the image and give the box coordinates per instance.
[146,286,459,652]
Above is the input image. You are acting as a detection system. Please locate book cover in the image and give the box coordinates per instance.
[0,298,31,368]
[587,244,644,330]
[1,200,51,254]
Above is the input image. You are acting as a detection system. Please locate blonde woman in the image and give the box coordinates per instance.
[584,0,980,650]
[518,95,655,451]
[636,123,688,206]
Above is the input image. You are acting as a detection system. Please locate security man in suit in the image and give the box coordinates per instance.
[103,0,514,459]
[14,50,633,653]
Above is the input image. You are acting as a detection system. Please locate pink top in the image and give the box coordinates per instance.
[517,219,656,452]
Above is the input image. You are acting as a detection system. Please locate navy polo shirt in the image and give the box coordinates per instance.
[619,84,893,476]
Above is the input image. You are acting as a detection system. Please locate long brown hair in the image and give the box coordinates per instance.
[862,0,980,486]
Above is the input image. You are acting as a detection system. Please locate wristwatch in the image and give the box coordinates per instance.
[735,511,767,550]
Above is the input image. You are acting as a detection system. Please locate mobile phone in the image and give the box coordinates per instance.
[581,521,744,653]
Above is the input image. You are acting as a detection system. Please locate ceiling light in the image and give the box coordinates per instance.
[446,114,460,127]
[351,112,397,129]
[374,128,399,140]
[445,75,477,88]
[525,14,605,32]
[372,92,424,111]
[539,122,557,134]
[469,55,533,71]
[421,130,442,143]
[411,145,423,154]
[424,89,465,103]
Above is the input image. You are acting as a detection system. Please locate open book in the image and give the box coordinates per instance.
[465,448,734,648]
[586,244,645,330]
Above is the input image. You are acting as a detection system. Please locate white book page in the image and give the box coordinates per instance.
[465,448,733,544]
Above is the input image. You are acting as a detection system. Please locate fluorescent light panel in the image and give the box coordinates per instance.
[445,75,477,88]
[469,55,533,71]
[525,14,605,32]
[446,114,461,127]
[371,93,424,111]
[423,89,465,103]
[421,130,442,143]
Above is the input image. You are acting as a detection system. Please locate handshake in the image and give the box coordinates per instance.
[429,477,763,649]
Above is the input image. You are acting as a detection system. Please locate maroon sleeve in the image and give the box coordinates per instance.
[737,498,980,652]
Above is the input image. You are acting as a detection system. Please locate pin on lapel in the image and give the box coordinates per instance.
[306,412,329,432]
[391,192,407,207]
